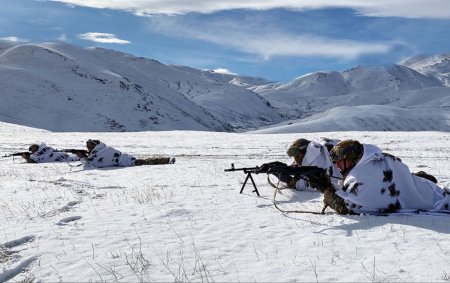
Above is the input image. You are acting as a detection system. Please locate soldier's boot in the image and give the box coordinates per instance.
[135,157,172,166]
[413,171,438,183]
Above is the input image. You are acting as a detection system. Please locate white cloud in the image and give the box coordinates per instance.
[207,32,390,60]
[211,68,238,75]
[58,33,68,42]
[0,36,27,42]
[150,19,392,60]
[49,0,450,19]
[350,0,450,19]
[78,32,130,44]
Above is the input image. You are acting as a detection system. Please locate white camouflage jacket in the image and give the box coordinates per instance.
[82,142,136,168]
[295,139,343,191]
[335,144,450,214]
[30,143,79,163]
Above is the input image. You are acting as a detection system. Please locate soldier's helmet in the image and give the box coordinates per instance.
[28,144,39,153]
[86,139,100,147]
[287,138,311,157]
[330,139,363,163]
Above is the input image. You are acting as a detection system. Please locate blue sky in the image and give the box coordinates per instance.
[1,0,450,82]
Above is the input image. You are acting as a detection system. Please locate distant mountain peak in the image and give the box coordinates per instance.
[401,53,450,86]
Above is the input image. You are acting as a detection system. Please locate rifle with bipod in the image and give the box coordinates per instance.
[225,161,335,214]
[225,161,332,194]
[224,163,263,196]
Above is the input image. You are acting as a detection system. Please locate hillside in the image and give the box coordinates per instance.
[0,42,282,132]
[1,41,450,133]
[251,104,450,133]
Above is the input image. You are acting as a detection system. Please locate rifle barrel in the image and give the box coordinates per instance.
[224,166,259,172]
[3,152,30,158]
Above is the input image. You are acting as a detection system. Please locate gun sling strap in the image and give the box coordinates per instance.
[267,175,329,215]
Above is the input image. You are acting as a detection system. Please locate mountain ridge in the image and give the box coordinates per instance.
[1,41,450,133]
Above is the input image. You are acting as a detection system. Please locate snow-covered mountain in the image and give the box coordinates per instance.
[250,62,450,132]
[171,65,272,87]
[0,42,282,132]
[1,41,450,133]
[251,104,450,133]
[401,53,450,86]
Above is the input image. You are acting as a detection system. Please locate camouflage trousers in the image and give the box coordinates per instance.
[323,190,353,214]
[134,157,174,166]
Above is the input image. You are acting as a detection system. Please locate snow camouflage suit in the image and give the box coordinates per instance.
[82,142,136,168]
[30,143,79,163]
[294,139,343,191]
[335,143,450,214]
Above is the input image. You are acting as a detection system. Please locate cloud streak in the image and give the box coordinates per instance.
[78,32,130,44]
[202,32,390,60]
[150,18,392,60]
[212,68,238,75]
[48,0,450,19]
[0,36,28,42]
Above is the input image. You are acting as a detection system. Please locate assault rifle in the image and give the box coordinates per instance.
[225,161,333,196]
[2,152,30,158]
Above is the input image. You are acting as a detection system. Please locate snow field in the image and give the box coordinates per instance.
[1,127,450,281]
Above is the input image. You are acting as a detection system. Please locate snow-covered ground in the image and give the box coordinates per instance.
[1,123,450,282]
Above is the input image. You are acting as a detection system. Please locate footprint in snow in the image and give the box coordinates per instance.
[57,200,81,212]
[41,200,81,217]
[0,235,36,265]
[74,188,88,195]
[0,256,38,282]
[56,216,82,226]
[1,235,35,249]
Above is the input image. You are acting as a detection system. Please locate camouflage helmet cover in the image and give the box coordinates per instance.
[330,139,363,162]
[28,144,40,153]
[287,138,311,157]
[86,139,101,147]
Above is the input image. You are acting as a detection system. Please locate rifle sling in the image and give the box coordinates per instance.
[267,175,329,215]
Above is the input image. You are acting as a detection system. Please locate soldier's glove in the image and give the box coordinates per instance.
[311,172,333,193]
[75,150,88,158]
[287,177,299,189]
[20,152,31,158]
[259,163,271,173]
